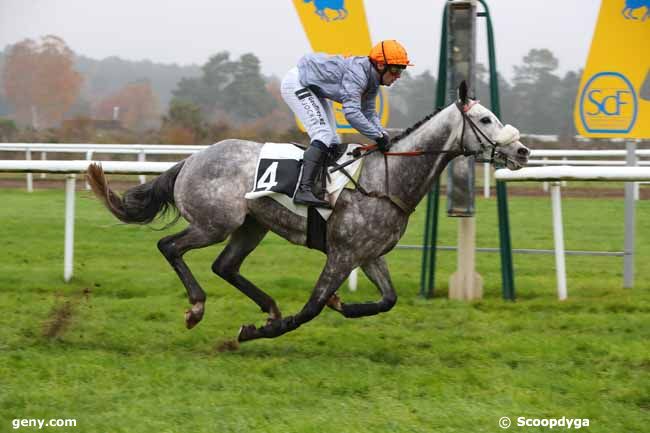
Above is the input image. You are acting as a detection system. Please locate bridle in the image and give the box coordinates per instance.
[330,100,506,214]
[334,100,501,162]
[454,100,499,163]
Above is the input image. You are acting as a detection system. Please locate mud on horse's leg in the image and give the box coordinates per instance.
[238,257,351,342]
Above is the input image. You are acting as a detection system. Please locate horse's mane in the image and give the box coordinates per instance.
[390,107,443,144]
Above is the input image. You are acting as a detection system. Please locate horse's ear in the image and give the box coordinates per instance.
[458,80,469,104]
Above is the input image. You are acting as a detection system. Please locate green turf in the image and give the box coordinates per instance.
[0,187,648,433]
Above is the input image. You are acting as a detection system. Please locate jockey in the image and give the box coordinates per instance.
[281,39,414,207]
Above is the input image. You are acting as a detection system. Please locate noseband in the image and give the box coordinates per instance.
[456,101,498,163]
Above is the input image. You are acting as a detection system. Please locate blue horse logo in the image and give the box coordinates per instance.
[622,0,650,20]
[304,0,348,22]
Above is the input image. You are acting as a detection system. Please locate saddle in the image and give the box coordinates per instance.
[244,142,363,221]
[244,142,364,252]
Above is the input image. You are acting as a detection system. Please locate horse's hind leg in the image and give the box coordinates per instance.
[327,256,397,318]
[158,226,226,329]
[212,216,282,322]
[238,255,352,342]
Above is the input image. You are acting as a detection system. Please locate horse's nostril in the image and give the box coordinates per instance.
[518,147,530,157]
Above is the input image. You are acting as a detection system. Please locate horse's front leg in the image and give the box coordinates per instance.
[237,256,351,342]
[327,256,397,318]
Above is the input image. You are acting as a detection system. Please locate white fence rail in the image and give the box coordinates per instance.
[0,143,202,191]
[495,165,650,300]
[483,148,650,198]
[2,143,650,195]
[0,160,173,282]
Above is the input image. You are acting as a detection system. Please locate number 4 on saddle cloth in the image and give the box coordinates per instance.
[245,142,363,219]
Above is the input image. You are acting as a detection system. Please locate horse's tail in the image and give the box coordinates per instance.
[86,161,185,225]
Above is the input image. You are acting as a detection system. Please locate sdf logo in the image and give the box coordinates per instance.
[580,72,638,134]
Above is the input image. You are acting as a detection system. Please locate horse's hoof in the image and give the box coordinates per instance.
[327,293,343,312]
[237,324,258,342]
[185,302,204,329]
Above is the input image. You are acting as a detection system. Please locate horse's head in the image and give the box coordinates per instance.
[454,81,530,170]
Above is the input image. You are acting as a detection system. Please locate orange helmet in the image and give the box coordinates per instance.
[369,40,414,67]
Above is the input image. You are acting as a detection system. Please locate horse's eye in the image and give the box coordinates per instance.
[480,116,492,125]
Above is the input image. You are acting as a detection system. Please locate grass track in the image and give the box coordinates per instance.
[0,187,648,432]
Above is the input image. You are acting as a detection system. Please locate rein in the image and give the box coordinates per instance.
[332,101,502,215]
[340,101,499,160]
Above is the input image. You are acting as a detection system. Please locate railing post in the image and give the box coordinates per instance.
[85,151,93,190]
[139,150,147,184]
[26,148,33,192]
[348,268,358,292]
[64,174,76,282]
[550,182,567,300]
[624,141,636,288]
[483,162,490,198]
[40,152,47,179]
[542,157,549,192]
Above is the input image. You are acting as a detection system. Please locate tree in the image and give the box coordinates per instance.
[557,70,581,140]
[161,99,210,144]
[220,53,276,122]
[388,70,437,128]
[474,63,517,124]
[0,118,17,141]
[173,51,234,116]
[511,48,563,133]
[172,51,276,124]
[3,35,82,128]
[513,49,559,86]
[163,99,205,136]
[95,80,160,131]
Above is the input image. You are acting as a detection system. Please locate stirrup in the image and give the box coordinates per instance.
[294,190,331,208]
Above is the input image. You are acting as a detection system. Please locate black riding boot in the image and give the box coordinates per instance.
[294,145,331,208]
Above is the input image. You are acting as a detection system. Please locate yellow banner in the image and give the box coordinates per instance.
[292,0,389,133]
[574,0,650,139]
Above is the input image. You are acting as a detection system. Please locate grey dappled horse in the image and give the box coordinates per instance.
[87,83,530,344]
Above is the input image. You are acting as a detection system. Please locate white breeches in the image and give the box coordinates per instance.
[280,67,341,147]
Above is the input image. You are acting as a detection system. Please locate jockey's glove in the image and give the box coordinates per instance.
[375,133,391,152]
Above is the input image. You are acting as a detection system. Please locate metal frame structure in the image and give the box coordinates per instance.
[420,0,516,299]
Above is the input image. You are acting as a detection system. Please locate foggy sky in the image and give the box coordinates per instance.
[0,1,601,80]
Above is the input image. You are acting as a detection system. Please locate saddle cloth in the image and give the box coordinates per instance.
[244,142,363,220]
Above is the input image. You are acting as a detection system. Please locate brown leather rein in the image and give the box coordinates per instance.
[332,101,500,214]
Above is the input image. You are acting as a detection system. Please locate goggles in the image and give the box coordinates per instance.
[387,65,407,75]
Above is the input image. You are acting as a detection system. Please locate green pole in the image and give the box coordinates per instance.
[419,192,433,297]
[477,0,515,300]
[420,4,448,298]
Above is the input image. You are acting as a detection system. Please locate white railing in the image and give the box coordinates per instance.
[482,147,650,198]
[495,165,650,300]
[3,143,649,195]
[0,143,204,191]
[0,160,174,282]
